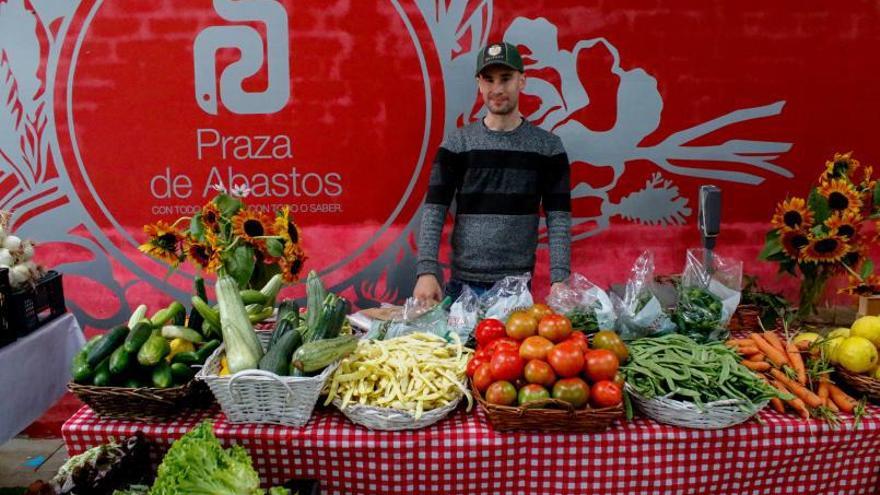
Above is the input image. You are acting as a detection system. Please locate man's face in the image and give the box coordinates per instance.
[477,66,525,116]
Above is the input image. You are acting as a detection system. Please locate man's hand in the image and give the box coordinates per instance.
[413,274,443,304]
[550,281,567,294]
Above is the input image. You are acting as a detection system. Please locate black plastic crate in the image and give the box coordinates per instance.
[7,270,66,337]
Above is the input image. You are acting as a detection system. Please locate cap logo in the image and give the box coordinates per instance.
[487,44,502,56]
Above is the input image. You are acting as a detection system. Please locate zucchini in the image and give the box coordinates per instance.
[248,306,274,324]
[216,275,264,372]
[151,361,173,388]
[195,339,221,363]
[270,314,297,349]
[325,297,350,339]
[150,301,185,327]
[259,274,284,307]
[92,358,112,387]
[71,336,103,383]
[123,321,153,353]
[202,319,220,339]
[161,325,204,343]
[307,294,337,342]
[291,335,358,373]
[192,296,221,328]
[276,300,299,326]
[188,276,208,331]
[109,345,132,375]
[127,304,148,329]
[137,334,171,366]
[305,271,326,335]
[259,329,303,375]
[87,325,129,368]
[240,289,269,306]
[171,351,201,365]
[170,362,196,383]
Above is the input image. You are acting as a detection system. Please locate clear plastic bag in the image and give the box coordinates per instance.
[673,249,743,343]
[546,273,615,333]
[385,296,453,340]
[447,285,480,342]
[481,273,534,322]
[612,251,676,340]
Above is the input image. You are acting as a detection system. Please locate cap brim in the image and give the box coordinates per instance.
[475,62,523,77]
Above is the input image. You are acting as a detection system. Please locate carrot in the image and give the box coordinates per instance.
[726,339,755,347]
[736,345,760,356]
[827,399,840,413]
[750,334,790,368]
[746,353,766,362]
[785,340,807,385]
[770,379,810,419]
[741,360,772,372]
[817,377,830,406]
[770,368,823,408]
[795,341,812,352]
[763,332,790,363]
[770,397,786,414]
[828,383,858,413]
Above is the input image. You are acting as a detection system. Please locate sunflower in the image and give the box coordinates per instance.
[861,165,875,190]
[770,197,813,231]
[822,151,859,181]
[818,178,862,212]
[802,234,848,264]
[200,202,222,232]
[273,206,302,244]
[840,274,880,296]
[824,210,862,240]
[184,237,221,273]
[231,209,272,246]
[780,229,810,260]
[138,220,184,266]
[279,243,307,283]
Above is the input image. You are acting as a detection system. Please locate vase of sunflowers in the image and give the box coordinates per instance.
[138,189,307,288]
[760,152,879,321]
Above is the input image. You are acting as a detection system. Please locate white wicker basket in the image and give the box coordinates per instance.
[625,384,766,430]
[196,331,337,427]
[331,395,462,431]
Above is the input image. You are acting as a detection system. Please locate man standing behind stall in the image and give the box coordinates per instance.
[413,42,572,302]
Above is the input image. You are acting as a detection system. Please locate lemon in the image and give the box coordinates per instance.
[851,316,880,347]
[837,336,879,373]
[872,366,880,381]
[828,327,851,340]
[822,336,846,364]
[793,332,820,346]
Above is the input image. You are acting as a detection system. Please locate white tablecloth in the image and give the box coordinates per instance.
[0,313,84,444]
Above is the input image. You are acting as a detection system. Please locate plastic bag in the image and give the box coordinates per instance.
[481,273,534,322]
[447,285,480,342]
[546,273,615,333]
[384,296,453,340]
[612,251,676,340]
[673,249,742,342]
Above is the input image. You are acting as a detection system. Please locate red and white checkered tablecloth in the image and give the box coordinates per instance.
[63,404,880,495]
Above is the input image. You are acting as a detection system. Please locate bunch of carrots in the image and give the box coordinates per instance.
[726,331,861,421]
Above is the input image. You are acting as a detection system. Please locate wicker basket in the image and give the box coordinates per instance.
[625,384,765,429]
[196,331,336,427]
[835,366,880,402]
[68,378,213,422]
[473,383,622,432]
[331,395,462,431]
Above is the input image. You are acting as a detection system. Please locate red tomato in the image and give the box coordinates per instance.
[485,381,517,406]
[590,380,623,408]
[518,384,550,406]
[466,357,486,377]
[538,314,573,343]
[473,363,494,393]
[528,303,555,322]
[565,332,589,355]
[474,348,493,361]
[490,350,525,382]
[523,359,556,387]
[583,349,619,383]
[505,311,538,340]
[519,336,554,361]
[486,338,520,354]
[547,342,585,378]
[552,378,590,408]
[475,319,506,347]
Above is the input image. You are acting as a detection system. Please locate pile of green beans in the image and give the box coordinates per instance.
[622,334,779,410]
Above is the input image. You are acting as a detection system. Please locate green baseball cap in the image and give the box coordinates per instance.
[475,42,524,77]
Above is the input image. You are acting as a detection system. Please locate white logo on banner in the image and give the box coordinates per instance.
[193,0,290,115]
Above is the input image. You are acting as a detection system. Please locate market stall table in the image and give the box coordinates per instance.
[63,403,880,495]
[1,312,83,444]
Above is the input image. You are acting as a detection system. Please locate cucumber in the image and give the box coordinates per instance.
[188,277,207,331]
[259,329,303,376]
[92,358,112,387]
[202,319,220,339]
[192,296,221,328]
[291,335,358,373]
[151,361,173,388]
[240,289,269,306]
[127,304,148,329]
[123,321,153,353]
[269,315,297,349]
[87,325,129,368]
[137,334,171,366]
[109,345,132,375]
[123,377,147,388]
[248,306,274,324]
[196,339,221,363]
[260,274,284,307]
[170,362,195,383]
[71,336,103,383]
[172,304,186,326]
[161,325,204,343]
[171,351,200,365]
[150,301,185,327]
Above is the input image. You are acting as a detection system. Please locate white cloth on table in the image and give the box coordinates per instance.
[0,313,84,444]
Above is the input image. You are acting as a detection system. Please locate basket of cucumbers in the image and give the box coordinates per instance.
[196,271,358,427]
[68,298,219,422]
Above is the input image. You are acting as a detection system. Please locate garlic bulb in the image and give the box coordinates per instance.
[4,235,21,252]
[0,248,12,267]
[9,264,31,288]
[20,240,34,261]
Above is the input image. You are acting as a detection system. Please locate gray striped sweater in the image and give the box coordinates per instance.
[416,118,571,284]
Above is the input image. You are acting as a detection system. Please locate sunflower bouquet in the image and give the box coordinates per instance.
[138,191,307,288]
[760,152,879,319]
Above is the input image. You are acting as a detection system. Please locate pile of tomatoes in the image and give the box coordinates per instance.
[468,303,628,410]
